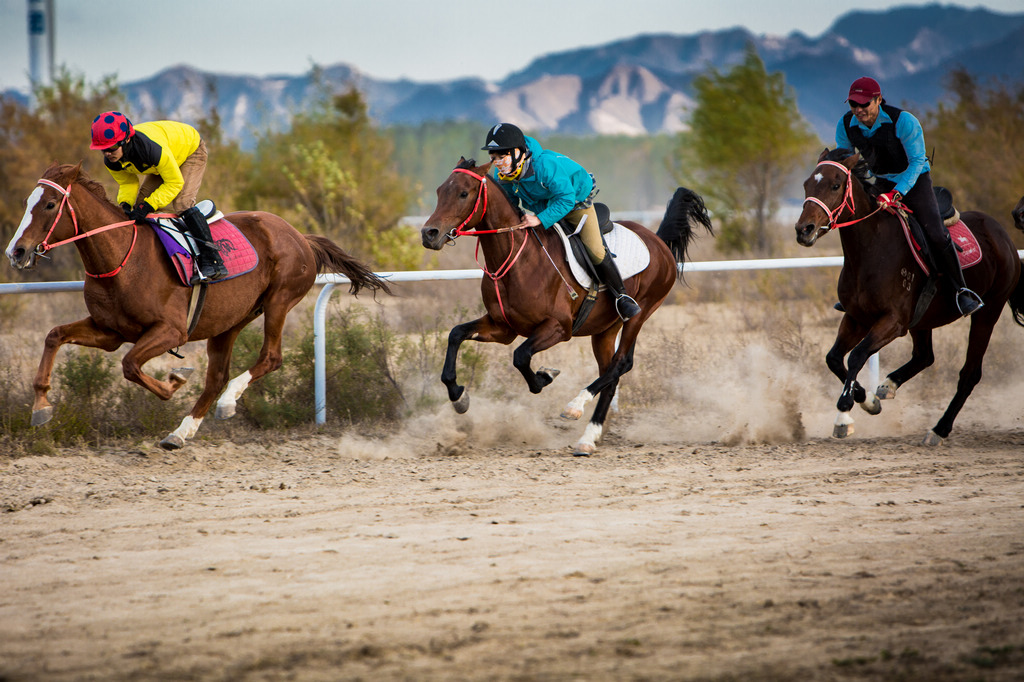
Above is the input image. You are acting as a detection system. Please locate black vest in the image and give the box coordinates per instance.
[104,130,162,174]
[843,104,909,175]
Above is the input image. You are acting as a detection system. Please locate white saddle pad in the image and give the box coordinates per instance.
[553,222,651,290]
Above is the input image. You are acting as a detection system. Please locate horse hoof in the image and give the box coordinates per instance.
[159,434,185,450]
[922,430,944,447]
[170,367,195,387]
[859,393,882,415]
[215,403,236,420]
[452,391,470,414]
[876,378,898,400]
[561,407,583,420]
[572,442,595,456]
[833,422,853,438]
[31,406,54,427]
[537,367,560,382]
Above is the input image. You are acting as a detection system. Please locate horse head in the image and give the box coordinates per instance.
[5,163,88,270]
[794,148,865,247]
[420,157,497,250]
[1013,194,1024,233]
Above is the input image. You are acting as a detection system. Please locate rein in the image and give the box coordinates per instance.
[35,177,139,279]
[803,160,884,230]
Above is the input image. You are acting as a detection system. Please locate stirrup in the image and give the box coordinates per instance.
[615,294,641,321]
[955,288,983,317]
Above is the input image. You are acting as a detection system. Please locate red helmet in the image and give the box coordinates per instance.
[90,111,134,150]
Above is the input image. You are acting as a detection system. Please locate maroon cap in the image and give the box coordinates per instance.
[847,77,881,104]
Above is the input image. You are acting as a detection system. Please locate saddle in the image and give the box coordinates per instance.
[149,200,259,287]
[553,202,650,287]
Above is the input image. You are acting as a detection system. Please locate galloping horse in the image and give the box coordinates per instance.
[795,149,1024,444]
[5,163,390,449]
[420,158,712,455]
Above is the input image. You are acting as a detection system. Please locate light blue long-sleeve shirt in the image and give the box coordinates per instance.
[835,107,931,196]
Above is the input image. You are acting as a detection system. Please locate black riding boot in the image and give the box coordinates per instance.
[594,252,641,321]
[935,238,983,317]
[180,206,227,284]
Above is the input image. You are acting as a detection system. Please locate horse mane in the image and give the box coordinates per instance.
[42,163,120,210]
[824,148,881,200]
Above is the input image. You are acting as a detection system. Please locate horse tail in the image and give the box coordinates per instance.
[305,234,393,297]
[1009,260,1024,327]
[656,187,714,282]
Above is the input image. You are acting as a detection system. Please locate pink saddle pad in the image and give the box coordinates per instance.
[948,220,982,269]
[163,218,259,286]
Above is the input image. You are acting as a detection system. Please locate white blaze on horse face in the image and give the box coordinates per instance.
[814,172,824,184]
[5,186,43,261]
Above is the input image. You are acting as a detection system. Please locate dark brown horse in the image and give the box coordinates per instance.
[5,163,390,449]
[420,158,712,455]
[795,149,1024,444]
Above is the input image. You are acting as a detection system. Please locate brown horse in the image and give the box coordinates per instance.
[420,158,712,455]
[5,163,390,449]
[795,149,1024,444]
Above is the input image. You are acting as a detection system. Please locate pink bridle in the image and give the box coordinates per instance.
[33,177,139,278]
[802,160,881,230]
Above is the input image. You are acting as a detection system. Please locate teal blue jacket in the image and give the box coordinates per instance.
[492,136,593,228]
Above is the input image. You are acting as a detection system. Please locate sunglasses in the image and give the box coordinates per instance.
[849,100,874,110]
[102,141,123,153]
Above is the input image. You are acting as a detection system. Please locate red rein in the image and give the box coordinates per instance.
[36,177,138,278]
[448,168,531,326]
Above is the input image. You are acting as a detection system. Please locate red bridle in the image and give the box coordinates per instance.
[444,167,534,326]
[33,177,139,278]
[802,160,882,230]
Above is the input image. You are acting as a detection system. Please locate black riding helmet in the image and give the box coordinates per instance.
[481,123,526,152]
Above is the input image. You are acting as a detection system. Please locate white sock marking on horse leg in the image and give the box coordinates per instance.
[562,388,594,420]
[574,422,603,454]
[170,414,203,442]
[217,370,252,414]
[834,411,854,428]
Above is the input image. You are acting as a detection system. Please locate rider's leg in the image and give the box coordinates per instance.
[180,206,227,283]
[903,173,982,317]
[568,205,641,321]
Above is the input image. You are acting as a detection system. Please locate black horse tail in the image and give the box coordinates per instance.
[1009,260,1024,327]
[656,187,714,282]
[305,234,393,297]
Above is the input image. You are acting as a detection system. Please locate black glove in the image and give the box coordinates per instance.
[120,202,132,217]
[129,202,154,222]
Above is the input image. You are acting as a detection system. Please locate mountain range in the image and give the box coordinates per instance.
[63,4,1024,147]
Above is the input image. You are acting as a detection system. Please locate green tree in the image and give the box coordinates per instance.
[240,77,417,269]
[923,69,1024,246]
[672,46,817,255]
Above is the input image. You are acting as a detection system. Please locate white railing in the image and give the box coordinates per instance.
[8,250,974,424]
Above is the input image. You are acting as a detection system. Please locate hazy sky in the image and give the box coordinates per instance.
[2,0,1022,92]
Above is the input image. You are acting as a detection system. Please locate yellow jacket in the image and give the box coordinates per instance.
[104,120,201,210]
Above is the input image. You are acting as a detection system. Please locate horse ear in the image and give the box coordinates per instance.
[842,152,861,169]
[817,148,830,162]
[69,162,84,182]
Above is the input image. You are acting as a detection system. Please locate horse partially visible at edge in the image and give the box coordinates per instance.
[420,157,713,455]
[5,163,391,449]
[795,148,1024,444]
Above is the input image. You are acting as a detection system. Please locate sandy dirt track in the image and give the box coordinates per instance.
[2,425,1023,681]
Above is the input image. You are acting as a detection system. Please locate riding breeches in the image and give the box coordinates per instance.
[900,171,949,249]
[565,204,605,261]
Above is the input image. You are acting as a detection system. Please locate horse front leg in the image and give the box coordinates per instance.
[832,316,900,438]
[30,318,126,426]
[511,317,571,395]
[443,316,517,414]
